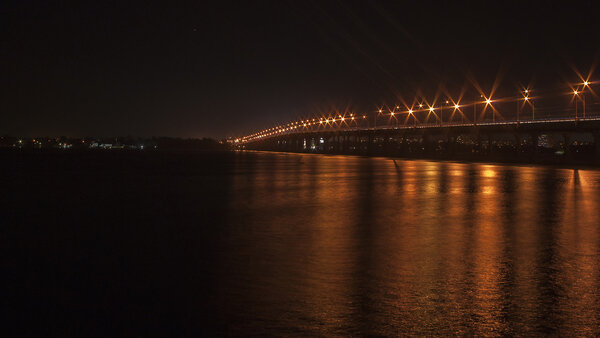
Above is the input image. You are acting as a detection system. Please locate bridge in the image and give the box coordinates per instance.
[238,88,600,165]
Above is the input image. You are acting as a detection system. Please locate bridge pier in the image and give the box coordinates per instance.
[475,132,483,155]
[531,132,540,159]
[513,133,522,159]
[562,133,572,160]
[446,132,456,157]
[399,132,408,156]
[595,131,600,163]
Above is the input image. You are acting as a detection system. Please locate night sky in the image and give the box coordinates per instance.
[2,0,599,138]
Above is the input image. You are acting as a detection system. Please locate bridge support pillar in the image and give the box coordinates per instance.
[446,132,456,157]
[345,134,350,153]
[594,131,600,163]
[475,132,482,155]
[562,133,572,159]
[513,133,522,159]
[531,132,539,159]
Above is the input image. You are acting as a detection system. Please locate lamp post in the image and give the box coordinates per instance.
[474,99,477,126]
[443,100,449,125]
[520,89,533,121]
[573,90,579,120]
[453,103,462,124]
[485,98,493,122]
[408,109,416,126]
[428,106,437,125]
[375,109,382,129]
[583,81,589,118]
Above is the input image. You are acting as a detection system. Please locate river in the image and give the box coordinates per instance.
[4,150,600,335]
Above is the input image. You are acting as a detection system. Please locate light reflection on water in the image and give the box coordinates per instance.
[221,151,600,335]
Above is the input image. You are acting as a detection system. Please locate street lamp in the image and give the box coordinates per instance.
[452,103,463,123]
[428,106,438,125]
[375,109,383,129]
[582,81,590,118]
[408,109,416,126]
[573,90,579,120]
[442,100,449,124]
[519,89,534,121]
[484,98,494,122]
[474,94,485,125]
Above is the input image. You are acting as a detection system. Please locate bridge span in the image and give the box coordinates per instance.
[241,117,600,165]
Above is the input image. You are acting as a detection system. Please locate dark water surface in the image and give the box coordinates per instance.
[4,150,600,336]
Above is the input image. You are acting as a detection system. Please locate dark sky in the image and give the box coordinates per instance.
[2,0,599,138]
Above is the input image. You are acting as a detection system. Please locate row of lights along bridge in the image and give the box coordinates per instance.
[240,80,596,143]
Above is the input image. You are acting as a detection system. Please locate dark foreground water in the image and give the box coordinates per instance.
[3,150,600,336]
